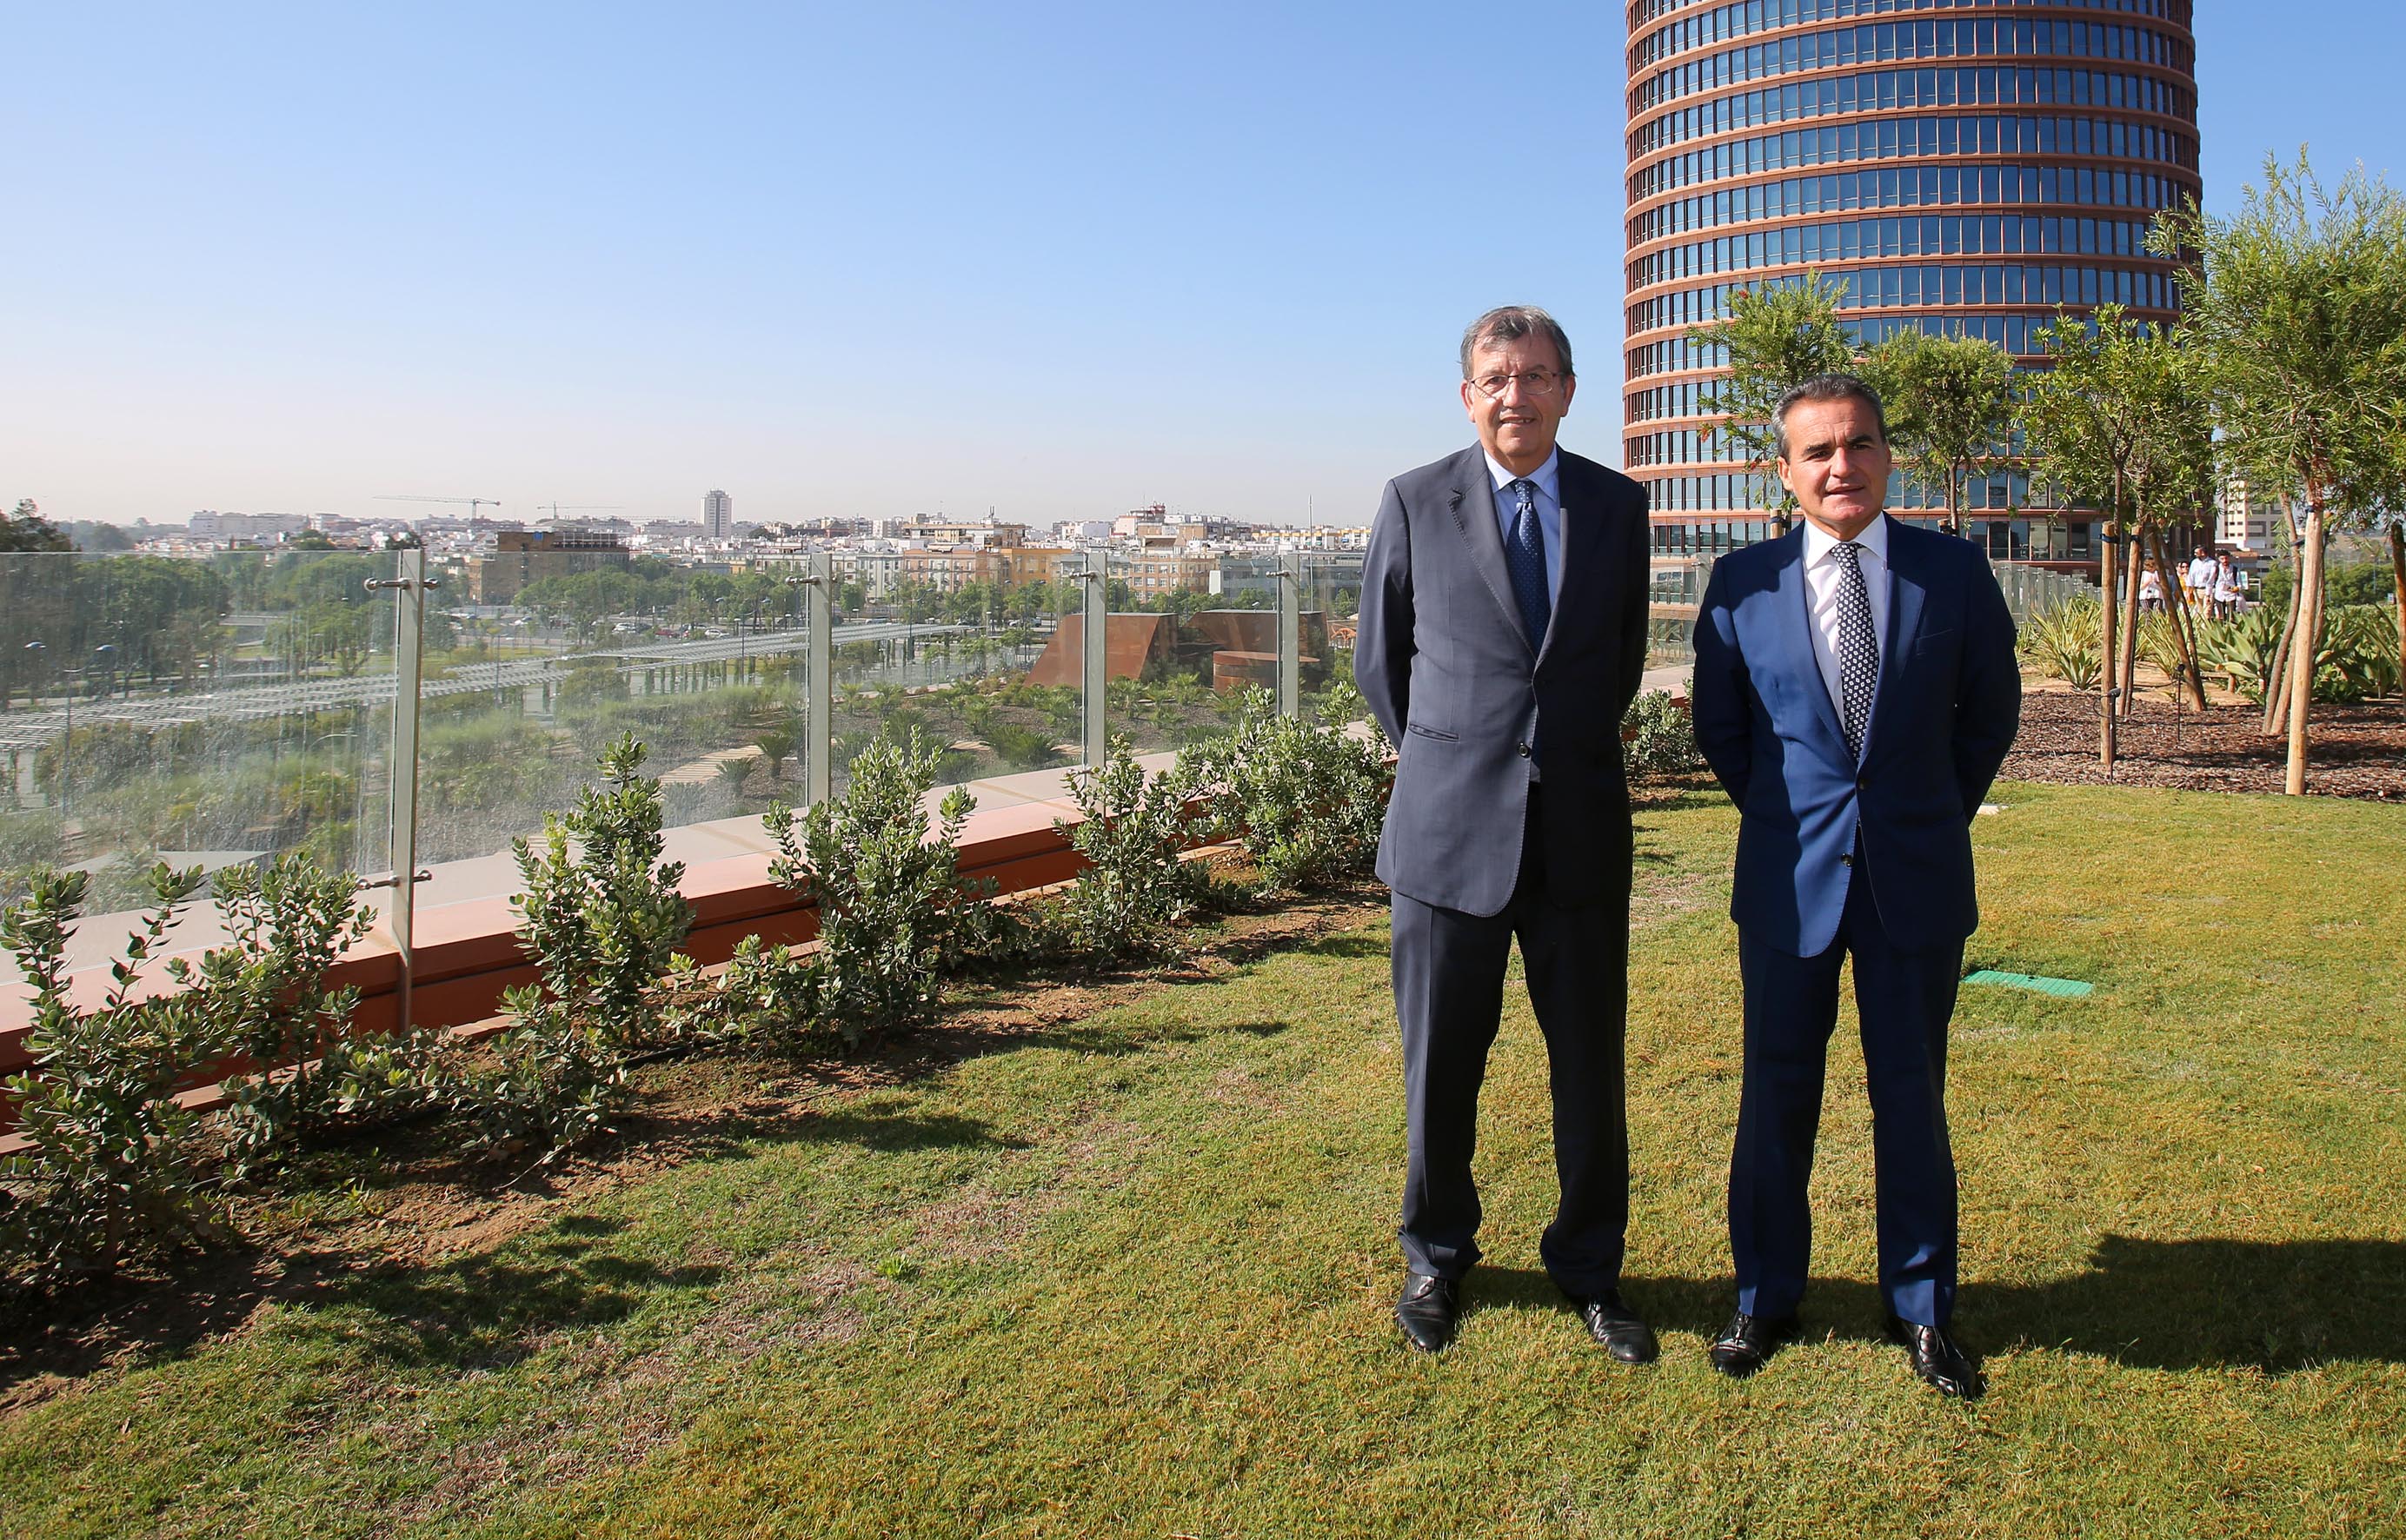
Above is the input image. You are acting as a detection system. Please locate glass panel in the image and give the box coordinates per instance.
[1,546,397,920]
[1301,552,1366,727]
[410,538,814,863]
[1096,548,1227,760]
[819,549,1002,800]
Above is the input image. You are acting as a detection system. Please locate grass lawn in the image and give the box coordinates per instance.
[2,780,2402,1537]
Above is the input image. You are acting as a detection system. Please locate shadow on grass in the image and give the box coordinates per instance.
[291,1214,727,1371]
[1467,1236,2406,1372]
[1016,1018,1291,1059]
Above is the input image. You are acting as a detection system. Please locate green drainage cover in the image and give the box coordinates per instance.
[1963,969,2092,998]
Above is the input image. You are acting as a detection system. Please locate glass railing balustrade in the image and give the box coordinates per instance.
[1301,553,1366,726]
[1093,550,1254,762]
[1,548,397,916]
[1646,555,1713,671]
[4,534,1408,992]
[825,564,1078,798]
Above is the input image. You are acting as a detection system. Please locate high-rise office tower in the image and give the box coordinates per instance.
[1624,1,2201,560]
[702,488,734,541]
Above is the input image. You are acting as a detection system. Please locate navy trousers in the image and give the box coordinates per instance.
[1392,789,1631,1295]
[1731,855,1964,1327]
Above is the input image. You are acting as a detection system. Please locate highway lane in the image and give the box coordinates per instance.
[0,621,994,747]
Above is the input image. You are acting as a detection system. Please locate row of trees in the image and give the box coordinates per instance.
[1685,149,2406,794]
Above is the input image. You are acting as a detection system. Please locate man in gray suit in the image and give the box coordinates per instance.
[1355,306,1656,1357]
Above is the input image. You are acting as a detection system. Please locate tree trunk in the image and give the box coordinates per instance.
[2099,478,2121,770]
[2390,523,2406,691]
[2147,526,2209,712]
[2263,516,2305,735]
[2117,525,2145,720]
[2284,500,2330,795]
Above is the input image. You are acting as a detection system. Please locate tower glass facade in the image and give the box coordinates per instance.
[1623,0,2200,556]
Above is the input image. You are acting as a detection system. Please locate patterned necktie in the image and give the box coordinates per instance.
[1833,540,1879,760]
[1504,479,1551,654]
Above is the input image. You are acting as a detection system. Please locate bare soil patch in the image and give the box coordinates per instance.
[2003,684,2405,801]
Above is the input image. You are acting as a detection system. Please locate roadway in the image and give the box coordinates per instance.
[0,621,985,747]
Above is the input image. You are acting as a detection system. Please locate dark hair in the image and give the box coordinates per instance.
[1771,374,1887,459]
[1460,306,1574,380]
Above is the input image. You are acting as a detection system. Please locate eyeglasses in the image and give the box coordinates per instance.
[1469,369,1566,400]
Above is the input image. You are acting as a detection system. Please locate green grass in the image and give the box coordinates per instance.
[3,781,2402,1537]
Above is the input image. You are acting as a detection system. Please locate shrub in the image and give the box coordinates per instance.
[2194,606,2286,704]
[1052,733,1210,959]
[208,855,435,1177]
[764,728,1001,1046]
[1622,688,1703,779]
[453,734,695,1161]
[2318,605,2401,702]
[0,866,231,1285]
[2022,595,2104,691]
[508,733,693,1054]
[1179,687,1386,897]
[985,720,1066,771]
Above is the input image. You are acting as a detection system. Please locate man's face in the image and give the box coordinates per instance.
[1776,396,1891,541]
[1461,334,1575,475]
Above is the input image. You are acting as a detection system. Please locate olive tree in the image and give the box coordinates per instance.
[1684,269,1855,535]
[2151,151,2406,793]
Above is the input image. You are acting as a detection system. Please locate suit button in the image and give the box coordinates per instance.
[1857,775,1870,790]
[1840,853,1854,867]
[1516,740,1532,757]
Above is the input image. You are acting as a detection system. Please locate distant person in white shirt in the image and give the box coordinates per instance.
[2214,554,2243,617]
[2138,565,2166,613]
[2185,547,2218,614]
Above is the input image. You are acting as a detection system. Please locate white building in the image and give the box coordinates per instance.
[2218,477,2283,553]
[701,489,734,541]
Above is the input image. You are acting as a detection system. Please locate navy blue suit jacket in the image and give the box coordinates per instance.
[1690,518,2021,957]
[1355,445,1652,917]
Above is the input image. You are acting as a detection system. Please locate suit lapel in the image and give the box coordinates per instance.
[1537,455,1597,670]
[1777,528,1851,756]
[1443,448,1532,658]
[1864,516,1929,762]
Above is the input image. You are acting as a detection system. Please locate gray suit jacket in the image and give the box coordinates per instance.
[1355,445,1652,917]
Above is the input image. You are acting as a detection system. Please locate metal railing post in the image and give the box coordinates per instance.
[1082,549,1108,767]
[371,548,431,1030]
[1277,552,1302,716]
[807,552,834,807]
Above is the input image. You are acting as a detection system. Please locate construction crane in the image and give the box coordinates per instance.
[376,494,503,518]
[530,503,624,520]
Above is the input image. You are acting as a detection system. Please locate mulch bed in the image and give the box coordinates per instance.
[2003,687,2405,801]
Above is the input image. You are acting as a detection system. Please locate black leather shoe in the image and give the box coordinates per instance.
[1570,1288,1659,1364]
[1396,1272,1461,1352]
[1708,1311,1800,1378]
[1885,1314,1984,1399]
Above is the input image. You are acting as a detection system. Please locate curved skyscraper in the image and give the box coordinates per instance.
[1623,0,2200,559]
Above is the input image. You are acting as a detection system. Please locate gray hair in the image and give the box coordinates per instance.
[1772,374,1888,459]
[1460,306,1574,380]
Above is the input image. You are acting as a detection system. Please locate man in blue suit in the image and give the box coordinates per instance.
[1690,374,2020,1399]
[1356,307,1656,1357]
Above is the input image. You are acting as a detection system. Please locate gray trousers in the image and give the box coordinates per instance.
[1392,789,1632,1295]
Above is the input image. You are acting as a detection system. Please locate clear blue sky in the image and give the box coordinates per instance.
[3,1,2395,528]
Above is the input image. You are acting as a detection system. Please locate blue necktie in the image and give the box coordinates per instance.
[1504,478,1550,654]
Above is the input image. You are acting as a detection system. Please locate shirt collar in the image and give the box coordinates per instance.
[1802,511,1891,568]
[1484,448,1560,505]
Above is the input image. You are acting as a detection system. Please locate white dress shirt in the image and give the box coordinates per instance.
[1484,448,1565,601]
[1801,514,1892,752]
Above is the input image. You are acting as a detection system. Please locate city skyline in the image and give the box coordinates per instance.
[4,2,2396,529]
